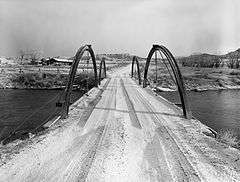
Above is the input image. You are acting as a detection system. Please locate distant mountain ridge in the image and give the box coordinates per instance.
[225,48,240,58]
[184,48,240,59]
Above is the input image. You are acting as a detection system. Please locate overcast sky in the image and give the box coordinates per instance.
[0,0,240,57]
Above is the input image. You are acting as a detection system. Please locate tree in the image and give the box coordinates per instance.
[18,50,27,64]
[228,54,240,69]
[227,49,240,69]
[228,55,235,69]
[212,56,222,68]
[29,50,43,65]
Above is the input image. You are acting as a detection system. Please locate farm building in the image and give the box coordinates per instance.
[43,58,73,65]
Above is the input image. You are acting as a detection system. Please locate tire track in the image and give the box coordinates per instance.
[84,78,128,181]
[130,78,238,181]
[60,78,118,182]
[120,78,142,128]
[121,77,173,181]
[77,78,111,128]
[123,77,203,181]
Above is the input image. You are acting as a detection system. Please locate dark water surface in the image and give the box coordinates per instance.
[0,89,83,141]
[1,89,240,141]
[159,89,240,136]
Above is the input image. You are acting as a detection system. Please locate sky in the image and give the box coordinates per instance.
[0,0,240,57]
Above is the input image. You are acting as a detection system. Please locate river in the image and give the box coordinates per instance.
[0,89,83,141]
[159,89,240,137]
[1,89,240,142]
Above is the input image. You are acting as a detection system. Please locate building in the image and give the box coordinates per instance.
[43,58,73,66]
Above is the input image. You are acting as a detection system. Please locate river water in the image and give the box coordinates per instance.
[1,89,240,141]
[159,89,240,136]
[0,89,83,141]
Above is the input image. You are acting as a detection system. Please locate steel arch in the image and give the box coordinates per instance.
[131,56,142,85]
[61,45,98,118]
[143,44,191,119]
[98,58,107,85]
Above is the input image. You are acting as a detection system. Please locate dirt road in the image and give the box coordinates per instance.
[1,65,240,181]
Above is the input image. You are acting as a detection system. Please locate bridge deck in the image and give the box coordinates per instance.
[1,66,240,181]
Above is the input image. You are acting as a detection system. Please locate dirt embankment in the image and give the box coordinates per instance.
[134,65,240,92]
[181,67,240,91]
[0,72,96,90]
[0,61,129,90]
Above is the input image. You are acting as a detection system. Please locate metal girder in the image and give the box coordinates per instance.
[143,44,191,119]
[60,45,98,118]
[131,56,142,85]
[98,57,107,85]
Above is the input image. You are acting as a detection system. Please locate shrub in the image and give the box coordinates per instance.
[217,129,239,148]
[8,71,98,90]
[229,71,240,75]
[179,54,222,68]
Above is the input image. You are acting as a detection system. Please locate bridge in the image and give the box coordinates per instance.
[0,44,240,181]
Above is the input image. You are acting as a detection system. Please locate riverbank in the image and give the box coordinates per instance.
[0,59,130,90]
[135,64,240,92]
[151,83,240,92]
[182,66,240,92]
[0,72,96,90]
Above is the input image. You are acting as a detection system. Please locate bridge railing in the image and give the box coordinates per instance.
[142,44,191,119]
[58,44,98,118]
[98,58,107,85]
[131,56,142,85]
[1,45,100,144]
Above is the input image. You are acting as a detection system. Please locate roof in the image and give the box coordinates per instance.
[50,58,73,63]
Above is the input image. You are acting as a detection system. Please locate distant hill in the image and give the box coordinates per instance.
[178,48,240,68]
[225,48,240,58]
[189,53,219,58]
[99,53,131,59]
[179,52,221,68]
[69,53,133,62]
[182,48,240,59]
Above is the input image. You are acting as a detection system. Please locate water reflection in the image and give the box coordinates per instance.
[0,89,83,140]
[159,90,240,136]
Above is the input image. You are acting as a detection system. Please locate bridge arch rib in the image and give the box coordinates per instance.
[143,44,191,119]
[131,56,142,85]
[60,44,98,118]
[98,58,107,85]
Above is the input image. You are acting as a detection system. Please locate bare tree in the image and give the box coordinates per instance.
[29,50,43,65]
[228,54,240,69]
[227,49,240,69]
[18,50,26,64]
[212,56,222,68]
[235,52,240,69]
[228,55,235,69]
